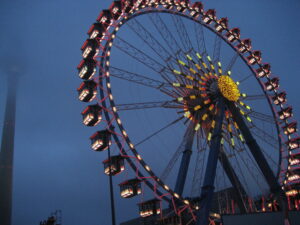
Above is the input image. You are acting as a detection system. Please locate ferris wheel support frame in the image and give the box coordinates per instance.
[197,97,226,225]
[218,149,247,213]
[174,122,196,196]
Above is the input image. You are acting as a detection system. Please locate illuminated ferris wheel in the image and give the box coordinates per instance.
[76,1,300,224]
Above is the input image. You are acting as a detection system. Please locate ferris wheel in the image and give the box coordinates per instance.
[76,1,300,224]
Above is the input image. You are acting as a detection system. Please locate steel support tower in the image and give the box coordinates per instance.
[0,71,18,225]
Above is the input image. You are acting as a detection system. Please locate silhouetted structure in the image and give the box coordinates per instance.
[0,71,19,225]
[39,210,62,225]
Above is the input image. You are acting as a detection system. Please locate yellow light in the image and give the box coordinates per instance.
[177,97,184,102]
[195,64,201,70]
[217,75,240,102]
[173,69,181,74]
[178,60,186,66]
[194,105,201,111]
[207,132,212,141]
[189,68,196,74]
[195,123,201,131]
[186,55,192,60]
[186,75,194,80]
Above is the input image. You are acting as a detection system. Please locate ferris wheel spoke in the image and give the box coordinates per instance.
[148,13,181,57]
[247,110,277,124]
[194,22,207,55]
[115,100,182,111]
[225,51,239,73]
[109,66,176,97]
[134,116,184,148]
[212,34,222,64]
[242,94,266,101]
[171,14,194,54]
[238,73,252,84]
[113,36,174,83]
[127,18,175,63]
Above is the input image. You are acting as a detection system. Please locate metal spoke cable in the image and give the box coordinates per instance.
[127,18,176,64]
[114,36,174,84]
[233,143,267,196]
[171,14,193,53]
[243,94,266,101]
[135,116,184,148]
[109,66,176,98]
[194,22,207,55]
[239,73,253,84]
[148,13,182,57]
[251,123,279,149]
[225,51,239,73]
[247,110,276,124]
[115,100,182,111]
[212,34,222,64]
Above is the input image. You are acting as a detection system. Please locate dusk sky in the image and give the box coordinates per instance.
[0,0,299,225]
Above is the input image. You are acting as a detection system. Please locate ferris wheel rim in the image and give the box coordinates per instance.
[98,6,285,208]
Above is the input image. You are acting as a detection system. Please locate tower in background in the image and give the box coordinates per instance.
[0,66,19,225]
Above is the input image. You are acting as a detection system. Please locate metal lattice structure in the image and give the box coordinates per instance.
[76,1,300,224]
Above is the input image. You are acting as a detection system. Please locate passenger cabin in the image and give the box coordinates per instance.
[272,92,286,105]
[81,104,102,126]
[97,10,112,26]
[215,17,228,33]
[77,80,97,102]
[202,9,216,24]
[88,23,107,39]
[278,106,293,120]
[121,0,134,13]
[286,137,300,150]
[81,39,100,59]
[103,155,125,175]
[237,39,252,53]
[77,59,97,80]
[283,122,297,135]
[265,77,279,91]
[109,1,122,20]
[119,178,142,198]
[90,130,112,151]
[139,199,161,218]
[256,63,271,78]
[163,0,174,9]
[247,50,262,65]
[176,0,189,13]
[226,28,240,42]
[190,2,204,17]
[291,152,300,161]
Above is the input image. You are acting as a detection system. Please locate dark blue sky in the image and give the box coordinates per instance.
[0,0,299,225]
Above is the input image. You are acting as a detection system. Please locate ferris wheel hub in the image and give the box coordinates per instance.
[217,75,240,102]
